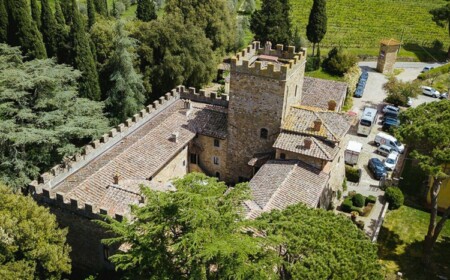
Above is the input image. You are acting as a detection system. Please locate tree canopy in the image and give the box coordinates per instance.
[0,184,71,279]
[98,173,383,279]
[382,76,421,106]
[396,100,450,265]
[0,44,108,190]
[136,0,157,22]
[306,0,327,56]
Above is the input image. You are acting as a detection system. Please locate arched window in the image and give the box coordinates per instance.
[260,128,268,139]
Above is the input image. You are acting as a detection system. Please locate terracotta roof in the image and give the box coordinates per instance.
[51,100,227,215]
[273,132,339,161]
[245,160,329,218]
[282,106,352,142]
[301,77,347,110]
[380,38,401,46]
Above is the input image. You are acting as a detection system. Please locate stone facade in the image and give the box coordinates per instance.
[226,42,307,183]
[376,38,401,74]
[189,135,228,181]
[153,145,189,183]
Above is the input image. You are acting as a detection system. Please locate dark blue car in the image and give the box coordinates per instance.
[368,158,387,180]
[382,117,400,131]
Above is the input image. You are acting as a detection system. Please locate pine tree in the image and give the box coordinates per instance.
[136,0,157,22]
[250,0,291,45]
[70,0,101,100]
[306,0,327,57]
[94,0,108,17]
[40,0,58,57]
[30,0,41,29]
[87,0,96,28]
[5,0,47,59]
[106,20,145,124]
[0,0,7,43]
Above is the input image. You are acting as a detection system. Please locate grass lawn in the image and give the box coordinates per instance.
[378,206,450,279]
[304,68,344,81]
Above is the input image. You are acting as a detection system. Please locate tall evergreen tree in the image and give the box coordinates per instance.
[306,0,327,57]
[136,0,157,22]
[40,0,58,57]
[54,0,66,25]
[250,0,291,46]
[87,0,96,28]
[5,0,46,59]
[54,0,70,64]
[0,0,7,43]
[59,0,72,25]
[70,0,101,100]
[94,0,108,17]
[106,20,145,124]
[30,0,41,29]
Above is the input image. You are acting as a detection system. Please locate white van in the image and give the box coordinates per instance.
[374,132,405,154]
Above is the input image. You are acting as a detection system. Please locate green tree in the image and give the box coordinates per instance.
[106,20,145,124]
[250,0,291,46]
[430,2,450,57]
[70,0,101,100]
[87,0,96,28]
[54,0,66,25]
[5,0,47,59]
[396,100,450,266]
[322,46,358,76]
[0,44,108,190]
[252,204,383,279]
[59,0,72,25]
[54,0,70,64]
[40,0,58,57]
[94,0,108,17]
[30,0,41,29]
[0,184,71,279]
[136,0,157,22]
[97,173,273,279]
[292,26,305,51]
[0,0,7,43]
[382,76,421,106]
[306,0,327,57]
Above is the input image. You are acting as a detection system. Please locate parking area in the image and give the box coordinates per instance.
[343,62,444,236]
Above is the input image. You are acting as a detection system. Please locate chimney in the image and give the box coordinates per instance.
[184,100,191,109]
[171,132,179,143]
[264,41,272,55]
[304,138,312,149]
[328,100,337,111]
[113,173,120,185]
[313,118,322,131]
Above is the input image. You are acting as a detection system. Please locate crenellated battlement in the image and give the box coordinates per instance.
[230,41,307,80]
[177,85,229,107]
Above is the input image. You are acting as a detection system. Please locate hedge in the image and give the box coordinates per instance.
[341,197,353,213]
[345,165,361,183]
[352,194,366,207]
[385,187,404,210]
[366,195,377,205]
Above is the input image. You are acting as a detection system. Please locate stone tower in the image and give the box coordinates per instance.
[226,41,307,183]
[377,38,401,74]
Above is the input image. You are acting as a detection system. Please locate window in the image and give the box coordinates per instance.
[280,153,286,159]
[215,172,220,179]
[214,139,220,147]
[260,128,268,139]
[183,160,186,166]
[213,156,219,165]
[295,85,298,97]
[190,153,197,164]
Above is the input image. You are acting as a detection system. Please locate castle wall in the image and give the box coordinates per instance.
[189,135,228,181]
[152,146,189,183]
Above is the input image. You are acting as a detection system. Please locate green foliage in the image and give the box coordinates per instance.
[385,187,405,210]
[54,0,66,25]
[0,184,71,279]
[0,44,108,190]
[106,20,145,124]
[54,0,70,64]
[0,0,7,43]
[383,76,421,106]
[94,0,108,16]
[70,0,101,100]
[5,0,47,59]
[250,0,291,46]
[40,0,58,58]
[342,177,348,191]
[417,63,450,80]
[345,165,361,183]
[136,0,157,22]
[306,0,327,56]
[87,0,96,28]
[306,56,321,71]
[351,206,364,215]
[337,189,342,200]
[254,204,383,279]
[322,47,358,76]
[352,193,366,207]
[292,26,305,50]
[430,3,450,38]
[30,0,41,29]
[59,0,73,25]
[366,195,377,205]
[342,197,353,212]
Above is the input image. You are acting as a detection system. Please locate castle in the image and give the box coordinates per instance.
[29,41,352,273]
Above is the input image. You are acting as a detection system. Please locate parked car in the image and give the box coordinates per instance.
[374,132,405,153]
[383,110,399,119]
[382,117,400,131]
[354,71,368,98]
[384,151,399,171]
[376,144,394,157]
[440,92,448,100]
[368,158,387,180]
[421,66,434,73]
[421,86,440,98]
[382,105,400,114]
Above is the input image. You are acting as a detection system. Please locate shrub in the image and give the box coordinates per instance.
[337,190,342,200]
[341,197,353,213]
[366,195,377,205]
[385,187,404,210]
[352,193,366,207]
[322,47,358,76]
[306,56,321,71]
[345,165,361,183]
[348,190,357,197]
[417,63,450,80]
[350,206,364,215]
[342,178,348,192]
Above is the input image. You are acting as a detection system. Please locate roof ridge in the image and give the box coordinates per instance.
[262,163,296,212]
[313,111,338,141]
[311,137,332,159]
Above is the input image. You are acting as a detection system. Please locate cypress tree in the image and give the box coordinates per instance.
[306,0,327,57]
[0,0,8,43]
[87,0,96,28]
[5,0,46,59]
[54,0,66,25]
[59,0,72,25]
[70,0,101,100]
[136,0,157,22]
[54,0,70,64]
[30,0,41,29]
[40,0,58,57]
[94,0,108,17]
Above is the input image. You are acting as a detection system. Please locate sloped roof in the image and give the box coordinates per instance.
[244,160,329,219]
[301,77,347,110]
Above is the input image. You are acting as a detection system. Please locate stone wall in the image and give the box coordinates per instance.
[376,43,400,74]
[275,149,326,170]
[189,135,228,180]
[152,146,189,183]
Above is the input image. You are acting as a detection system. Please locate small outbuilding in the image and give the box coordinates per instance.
[345,140,363,166]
